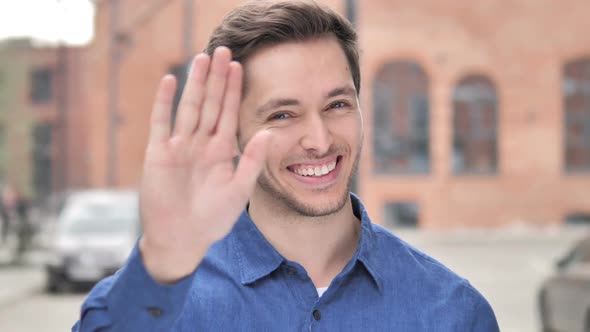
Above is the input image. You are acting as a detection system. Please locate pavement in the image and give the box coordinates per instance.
[0,223,588,332]
[0,234,45,310]
[397,225,589,332]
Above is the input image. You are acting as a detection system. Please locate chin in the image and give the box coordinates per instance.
[257,154,357,217]
[293,200,348,217]
[272,186,350,217]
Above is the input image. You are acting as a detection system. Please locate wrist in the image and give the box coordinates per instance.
[139,236,211,284]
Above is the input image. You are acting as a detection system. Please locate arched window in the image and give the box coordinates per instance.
[373,61,430,174]
[563,58,590,172]
[452,75,498,174]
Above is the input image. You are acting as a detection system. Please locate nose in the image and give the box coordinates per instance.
[299,113,334,155]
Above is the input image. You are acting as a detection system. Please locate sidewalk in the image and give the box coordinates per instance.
[0,243,44,309]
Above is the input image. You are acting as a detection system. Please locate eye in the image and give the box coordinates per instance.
[268,112,291,121]
[329,101,350,109]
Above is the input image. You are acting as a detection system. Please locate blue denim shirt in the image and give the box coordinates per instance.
[73,194,499,331]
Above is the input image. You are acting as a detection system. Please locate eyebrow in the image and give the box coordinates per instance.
[256,98,300,117]
[325,85,357,99]
[255,85,357,117]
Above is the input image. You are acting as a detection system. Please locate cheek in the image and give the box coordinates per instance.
[265,129,296,166]
[236,121,267,152]
[329,116,362,143]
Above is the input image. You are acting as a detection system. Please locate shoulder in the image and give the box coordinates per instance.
[371,224,456,275]
[369,224,498,327]
[370,224,485,303]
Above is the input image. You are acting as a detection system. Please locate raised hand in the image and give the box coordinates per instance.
[138,47,270,283]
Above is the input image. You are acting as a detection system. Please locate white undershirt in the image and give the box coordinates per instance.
[316,287,329,297]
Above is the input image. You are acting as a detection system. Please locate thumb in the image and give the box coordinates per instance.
[232,130,271,193]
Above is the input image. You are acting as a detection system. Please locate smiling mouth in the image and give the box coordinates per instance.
[287,156,342,177]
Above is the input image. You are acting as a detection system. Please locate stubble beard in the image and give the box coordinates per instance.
[256,146,362,218]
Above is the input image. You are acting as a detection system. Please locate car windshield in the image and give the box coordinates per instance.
[570,239,590,264]
[59,194,139,235]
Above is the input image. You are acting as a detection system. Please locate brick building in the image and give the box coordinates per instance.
[355,0,590,228]
[6,0,590,228]
[0,39,88,199]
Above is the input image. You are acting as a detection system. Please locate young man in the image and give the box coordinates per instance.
[74,1,499,331]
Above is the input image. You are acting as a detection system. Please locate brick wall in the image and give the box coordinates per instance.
[74,0,590,228]
[357,0,590,227]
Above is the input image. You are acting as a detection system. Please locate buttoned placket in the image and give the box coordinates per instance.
[281,262,328,331]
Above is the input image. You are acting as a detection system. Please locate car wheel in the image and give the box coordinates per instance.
[46,271,71,294]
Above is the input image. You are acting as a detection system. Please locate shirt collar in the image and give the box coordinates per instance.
[231,209,285,285]
[230,193,383,292]
[350,192,384,292]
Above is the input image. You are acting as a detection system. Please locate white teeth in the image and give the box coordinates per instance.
[292,160,338,177]
[314,166,321,175]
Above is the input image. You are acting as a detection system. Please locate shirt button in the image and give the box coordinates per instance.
[287,267,297,275]
[147,307,163,318]
[312,309,321,321]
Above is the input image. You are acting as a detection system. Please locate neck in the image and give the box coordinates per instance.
[248,189,361,288]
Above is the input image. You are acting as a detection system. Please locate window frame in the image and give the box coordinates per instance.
[372,61,431,175]
[30,67,54,104]
[563,57,590,173]
[451,74,499,176]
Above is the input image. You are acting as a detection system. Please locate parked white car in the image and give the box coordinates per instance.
[44,190,140,292]
[539,235,590,332]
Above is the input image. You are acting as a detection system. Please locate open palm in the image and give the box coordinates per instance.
[139,47,270,282]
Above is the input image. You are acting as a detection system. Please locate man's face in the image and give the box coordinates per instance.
[239,36,363,217]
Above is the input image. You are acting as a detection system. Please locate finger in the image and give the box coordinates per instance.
[196,47,232,139]
[215,61,242,139]
[173,54,210,137]
[232,130,271,194]
[148,75,176,145]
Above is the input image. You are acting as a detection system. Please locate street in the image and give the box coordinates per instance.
[0,291,84,332]
[399,227,585,332]
[0,226,587,332]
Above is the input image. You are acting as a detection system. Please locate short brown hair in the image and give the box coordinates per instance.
[205,0,360,94]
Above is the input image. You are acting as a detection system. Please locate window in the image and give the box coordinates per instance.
[169,62,190,127]
[30,68,53,103]
[373,61,430,174]
[383,201,419,228]
[563,57,590,172]
[565,213,590,225]
[32,123,53,198]
[452,75,498,174]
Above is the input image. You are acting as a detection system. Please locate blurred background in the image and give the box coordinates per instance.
[0,0,589,331]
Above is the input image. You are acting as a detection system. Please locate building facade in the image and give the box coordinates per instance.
[5,0,590,227]
[356,0,590,227]
[0,39,88,200]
